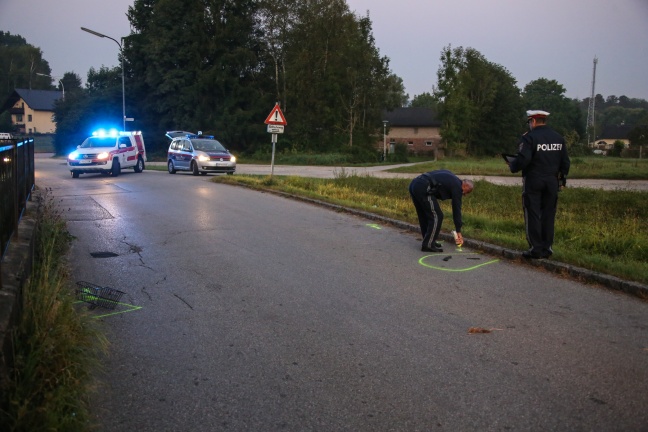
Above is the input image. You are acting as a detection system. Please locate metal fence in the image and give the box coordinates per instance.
[1,138,35,264]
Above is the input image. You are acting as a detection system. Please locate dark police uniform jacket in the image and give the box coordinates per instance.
[419,170,464,233]
[509,125,570,180]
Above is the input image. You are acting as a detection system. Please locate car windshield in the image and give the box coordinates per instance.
[79,137,117,148]
[191,139,226,152]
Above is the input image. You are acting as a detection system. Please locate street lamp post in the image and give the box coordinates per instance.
[81,26,126,130]
[382,120,388,161]
[36,73,64,100]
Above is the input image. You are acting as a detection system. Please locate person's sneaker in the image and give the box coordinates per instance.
[422,246,444,253]
[433,241,443,248]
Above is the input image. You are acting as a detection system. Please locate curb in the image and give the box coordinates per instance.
[244,186,648,300]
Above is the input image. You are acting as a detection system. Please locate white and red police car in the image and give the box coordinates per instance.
[67,129,147,178]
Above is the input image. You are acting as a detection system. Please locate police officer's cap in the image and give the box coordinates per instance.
[526,110,550,119]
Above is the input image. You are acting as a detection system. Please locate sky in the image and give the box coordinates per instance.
[2,0,647,102]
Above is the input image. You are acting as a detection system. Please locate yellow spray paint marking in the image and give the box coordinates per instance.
[366,223,382,230]
[419,252,499,272]
[74,300,142,318]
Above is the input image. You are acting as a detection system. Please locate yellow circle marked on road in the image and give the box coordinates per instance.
[419,252,499,272]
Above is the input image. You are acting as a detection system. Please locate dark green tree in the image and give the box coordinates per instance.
[258,0,298,109]
[434,45,471,152]
[410,92,437,110]
[627,112,648,148]
[474,63,524,155]
[522,78,584,139]
[599,106,647,129]
[0,111,12,131]
[266,0,404,154]
[434,45,522,155]
[52,67,124,155]
[50,0,405,158]
[38,71,82,97]
[609,140,625,157]
[0,31,52,94]
[126,0,270,153]
[60,72,83,95]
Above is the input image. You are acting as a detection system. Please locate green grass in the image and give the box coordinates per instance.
[0,192,107,431]
[388,156,648,179]
[213,174,648,285]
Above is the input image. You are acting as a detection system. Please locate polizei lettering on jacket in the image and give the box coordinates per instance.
[537,143,563,151]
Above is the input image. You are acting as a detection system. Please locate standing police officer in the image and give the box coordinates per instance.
[409,170,473,252]
[508,110,570,259]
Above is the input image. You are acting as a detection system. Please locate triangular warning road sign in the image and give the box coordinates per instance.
[264,103,287,125]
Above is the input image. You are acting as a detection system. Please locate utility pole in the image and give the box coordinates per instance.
[586,56,598,147]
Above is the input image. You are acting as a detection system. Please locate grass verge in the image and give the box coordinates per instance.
[0,191,107,431]
[388,156,648,179]
[212,173,648,285]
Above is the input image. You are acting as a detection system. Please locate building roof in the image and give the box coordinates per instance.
[382,107,440,127]
[599,125,633,140]
[1,88,62,112]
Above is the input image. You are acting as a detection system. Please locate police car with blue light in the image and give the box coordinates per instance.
[166,131,236,175]
[67,129,147,178]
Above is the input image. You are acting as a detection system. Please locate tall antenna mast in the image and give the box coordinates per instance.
[586,56,598,146]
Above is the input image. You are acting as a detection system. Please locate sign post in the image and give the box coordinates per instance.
[270,133,278,176]
[264,103,287,178]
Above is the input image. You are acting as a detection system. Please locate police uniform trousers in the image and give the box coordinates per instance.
[522,174,559,256]
[409,176,443,249]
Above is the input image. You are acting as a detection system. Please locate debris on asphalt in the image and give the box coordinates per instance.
[468,327,503,334]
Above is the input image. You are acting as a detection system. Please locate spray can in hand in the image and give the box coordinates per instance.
[451,230,463,248]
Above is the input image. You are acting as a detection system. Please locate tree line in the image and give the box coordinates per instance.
[2,1,648,158]
[116,0,406,158]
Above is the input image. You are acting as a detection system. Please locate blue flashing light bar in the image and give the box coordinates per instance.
[92,128,120,138]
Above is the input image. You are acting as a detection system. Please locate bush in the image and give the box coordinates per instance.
[0,192,107,431]
[386,143,409,163]
[569,142,592,157]
[608,140,625,157]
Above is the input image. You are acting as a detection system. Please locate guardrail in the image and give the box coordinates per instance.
[1,138,35,287]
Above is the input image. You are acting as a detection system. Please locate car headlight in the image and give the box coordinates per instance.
[68,151,79,160]
[198,154,210,162]
[230,156,236,163]
[97,152,109,160]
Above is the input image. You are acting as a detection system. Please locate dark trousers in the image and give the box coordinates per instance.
[522,175,559,256]
[409,177,443,249]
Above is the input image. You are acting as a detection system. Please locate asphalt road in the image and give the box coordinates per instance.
[35,157,648,432]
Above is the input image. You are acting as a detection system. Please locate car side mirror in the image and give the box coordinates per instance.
[119,143,127,149]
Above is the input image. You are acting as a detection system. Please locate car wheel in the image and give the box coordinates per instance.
[168,160,176,174]
[134,157,144,173]
[227,171,234,175]
[111,159,120,177]
[191,161,199,176]
[71,171,80,178]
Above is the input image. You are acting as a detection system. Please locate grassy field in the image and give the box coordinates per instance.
[212,173,648,285]
[387,156,648,179]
